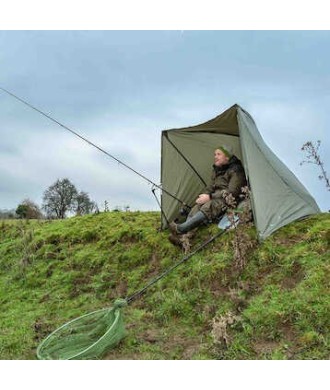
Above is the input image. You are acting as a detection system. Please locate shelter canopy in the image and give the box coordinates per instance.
[161,104,320,239]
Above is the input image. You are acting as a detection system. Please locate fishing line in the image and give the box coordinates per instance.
[0,86,187,206]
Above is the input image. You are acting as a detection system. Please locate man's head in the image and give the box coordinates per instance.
[214,145,233,166]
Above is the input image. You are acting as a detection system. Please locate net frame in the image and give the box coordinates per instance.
[36,306,124,360]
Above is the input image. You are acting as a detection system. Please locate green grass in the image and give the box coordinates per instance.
[0,212,329,359]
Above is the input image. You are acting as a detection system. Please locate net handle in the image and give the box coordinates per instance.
[125,228,229,305]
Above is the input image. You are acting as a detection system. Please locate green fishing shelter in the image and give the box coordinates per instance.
[160,104,320,239]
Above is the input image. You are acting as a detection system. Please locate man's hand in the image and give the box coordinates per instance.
[196,194,211,205]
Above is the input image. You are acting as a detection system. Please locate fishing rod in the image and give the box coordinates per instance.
[0,86,189,207]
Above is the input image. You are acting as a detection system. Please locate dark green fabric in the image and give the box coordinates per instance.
[237,107,320,239]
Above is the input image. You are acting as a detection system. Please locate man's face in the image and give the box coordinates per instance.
[214,149,229,167]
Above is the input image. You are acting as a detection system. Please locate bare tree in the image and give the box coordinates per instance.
[42,178,78,219]
[301,140,330,191]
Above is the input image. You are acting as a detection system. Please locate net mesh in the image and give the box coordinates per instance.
[37,306,125,360]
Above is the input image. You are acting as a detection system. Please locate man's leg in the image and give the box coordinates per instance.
[169,199,226,238]
[174,210,208,234]
[170,204,209,235]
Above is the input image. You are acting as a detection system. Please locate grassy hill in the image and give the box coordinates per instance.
[0,211,329,360]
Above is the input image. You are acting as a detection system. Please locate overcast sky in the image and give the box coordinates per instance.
[1,30,329,213]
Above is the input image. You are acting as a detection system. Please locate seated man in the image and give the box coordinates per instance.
[169,144,247,244]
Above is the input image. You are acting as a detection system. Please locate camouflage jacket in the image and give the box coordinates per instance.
[204,156,247,201]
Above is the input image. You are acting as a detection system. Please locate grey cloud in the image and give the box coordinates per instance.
[1,31,329,213]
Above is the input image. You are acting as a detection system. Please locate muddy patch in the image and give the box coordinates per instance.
[281,262,304,290]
